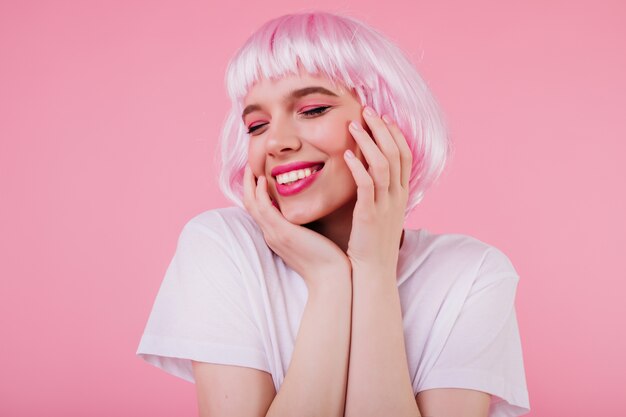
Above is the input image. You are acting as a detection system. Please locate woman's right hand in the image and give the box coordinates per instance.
[243,165,351,289]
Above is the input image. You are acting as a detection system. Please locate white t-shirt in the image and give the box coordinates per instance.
[137,206,530,416]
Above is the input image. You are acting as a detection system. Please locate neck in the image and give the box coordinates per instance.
[303,198,356,253]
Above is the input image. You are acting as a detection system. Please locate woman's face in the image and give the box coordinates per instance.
[242,71,366,225]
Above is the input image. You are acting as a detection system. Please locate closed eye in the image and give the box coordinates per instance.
[301,106,331,117]
[247,123,267,134]
[246,106,332,135]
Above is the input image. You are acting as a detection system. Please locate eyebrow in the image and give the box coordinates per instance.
[241,86,339,120]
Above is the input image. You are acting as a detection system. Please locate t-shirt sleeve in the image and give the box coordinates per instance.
[136,216,269,383]
[418,247,530,417]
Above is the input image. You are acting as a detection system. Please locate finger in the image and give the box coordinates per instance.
[255,176,300,246]
[343,149,375,207]
[382,115,412,190]
[362,106,401,190]
[349,119,390,193]
[256,176,284,225]
[244,166,272,231]
[242,165,258,215]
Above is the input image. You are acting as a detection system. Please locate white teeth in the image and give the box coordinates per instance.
[276,167,319,185]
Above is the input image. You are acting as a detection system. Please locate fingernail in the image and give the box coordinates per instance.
[364,106,377,117]
[349,120,362,131]
[382,114,392,124]
[344,149,355,159]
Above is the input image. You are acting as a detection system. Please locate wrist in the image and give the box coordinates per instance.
[350,257,396,274]
[349,250,399,274]
[351,263,397,283]
[305,266,352,296]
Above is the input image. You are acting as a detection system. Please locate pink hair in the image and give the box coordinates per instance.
[215,11,452,218]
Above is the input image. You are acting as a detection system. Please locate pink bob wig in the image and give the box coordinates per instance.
[216,11,452,218]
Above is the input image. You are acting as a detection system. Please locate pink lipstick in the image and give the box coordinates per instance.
[271,161,324,176]
[272,161,325,197]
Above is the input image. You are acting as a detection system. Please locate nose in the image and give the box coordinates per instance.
[265,117,302,157]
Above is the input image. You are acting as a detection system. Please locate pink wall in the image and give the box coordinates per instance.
[1,0,624,415]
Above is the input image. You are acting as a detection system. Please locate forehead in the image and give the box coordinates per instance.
[243,70,350,104]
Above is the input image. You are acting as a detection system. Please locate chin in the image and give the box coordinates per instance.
[281,206,319,225]
[279,194,356,227]
[278,196,333,225]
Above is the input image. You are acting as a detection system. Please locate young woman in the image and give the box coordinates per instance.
[137,11,530,417]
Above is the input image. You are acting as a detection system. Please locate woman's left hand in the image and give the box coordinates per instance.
[344,107,412,275]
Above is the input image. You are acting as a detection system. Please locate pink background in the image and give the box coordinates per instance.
[1,0,624,415]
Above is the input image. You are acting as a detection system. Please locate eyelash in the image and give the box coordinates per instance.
[246,106,332,134]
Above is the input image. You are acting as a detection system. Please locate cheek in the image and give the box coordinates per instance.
[306,122,354,153]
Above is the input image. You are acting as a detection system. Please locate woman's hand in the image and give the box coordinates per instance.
[344,107,412,275]
[243,165,351,289]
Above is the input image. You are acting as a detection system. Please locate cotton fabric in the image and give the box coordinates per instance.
[137,206,530,416]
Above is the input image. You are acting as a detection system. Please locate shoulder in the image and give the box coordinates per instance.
[177,206,270,259]
[185,206,259,234]
[412,229,519,281]
[180,206,262,244]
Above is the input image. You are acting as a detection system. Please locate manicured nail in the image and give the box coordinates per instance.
[344,149,355,159]
[382,114,392,124]
[349,120,362,131]
[364,106,377,117]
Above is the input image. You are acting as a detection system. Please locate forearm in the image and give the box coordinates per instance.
[266,271,352,417]
[344,266,420,417]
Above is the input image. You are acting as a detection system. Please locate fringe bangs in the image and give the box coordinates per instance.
[226,14,367,103]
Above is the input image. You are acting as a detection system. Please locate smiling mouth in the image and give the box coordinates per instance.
[273,163,324,185]
[273,163,325,197]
